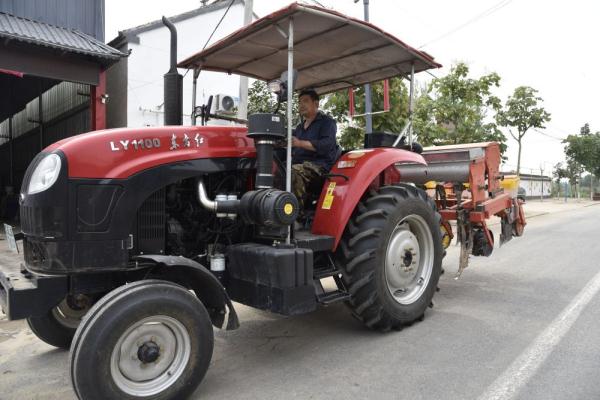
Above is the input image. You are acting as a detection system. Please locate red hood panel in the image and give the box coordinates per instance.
[46,126,255,179]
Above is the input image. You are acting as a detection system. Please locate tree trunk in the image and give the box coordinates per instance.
[516,138,522,175]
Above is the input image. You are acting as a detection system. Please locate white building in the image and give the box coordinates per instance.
[515,173,552,199]
[107,0,245,128]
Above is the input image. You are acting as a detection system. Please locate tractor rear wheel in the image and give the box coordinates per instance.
[337,184,443,331]
[27,295,93,349]
[69,280,214,400]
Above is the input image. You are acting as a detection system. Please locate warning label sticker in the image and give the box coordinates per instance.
[322,182,336,210]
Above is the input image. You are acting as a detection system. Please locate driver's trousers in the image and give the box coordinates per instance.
[291,161,326,210]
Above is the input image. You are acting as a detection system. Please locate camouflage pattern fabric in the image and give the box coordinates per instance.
[292,161,325,209]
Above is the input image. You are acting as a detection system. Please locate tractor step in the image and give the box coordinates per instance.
[293,230,335,252]
[313,266,341,280]
[317,290,351,305]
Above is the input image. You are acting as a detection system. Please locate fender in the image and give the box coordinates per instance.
[135,255,240,330]
[45,125,255,179]
[312,147,427,250]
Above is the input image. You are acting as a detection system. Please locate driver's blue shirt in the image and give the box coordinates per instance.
[292,112,337,170]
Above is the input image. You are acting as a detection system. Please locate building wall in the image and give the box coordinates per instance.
[520,177,552,198]
[0,103,89,191]
[125,3,245,127]
[0,0,105,194]
[106,42,128,128]
[0,0,105,40]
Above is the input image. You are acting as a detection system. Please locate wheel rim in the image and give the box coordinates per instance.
[51,297,90,329]
[384,214,435,305]
[110,315,191,397]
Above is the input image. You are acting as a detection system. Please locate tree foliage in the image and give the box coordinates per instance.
[323,77,410,149]
[247,80,299,123]
[563,123,600,177]
[414,62,505,152]
[496,86,551,174]
[553,160,583,186]
[247,63,541,162]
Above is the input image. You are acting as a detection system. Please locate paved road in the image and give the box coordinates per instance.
[1,203,599,400]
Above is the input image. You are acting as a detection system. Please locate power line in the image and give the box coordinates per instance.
[418,0,512,49]
[183,0,235,79]
[202,0,236,51]
[533,128,564,141]
[309,0,327,8]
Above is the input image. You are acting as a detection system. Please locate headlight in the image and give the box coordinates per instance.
[28,154,62,194]
[267,80,283,94]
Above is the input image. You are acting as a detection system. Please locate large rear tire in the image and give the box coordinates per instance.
[336,184,443,331]
[27,295,92,349]
[69,280,214,400]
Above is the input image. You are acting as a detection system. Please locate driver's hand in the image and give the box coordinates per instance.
[292,136,301,147]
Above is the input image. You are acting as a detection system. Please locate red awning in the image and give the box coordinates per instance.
[178,2,441,94]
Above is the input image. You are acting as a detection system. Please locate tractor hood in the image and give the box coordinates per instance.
[45,125,255,179]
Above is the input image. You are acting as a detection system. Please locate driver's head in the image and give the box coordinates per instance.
[298,89,320,119]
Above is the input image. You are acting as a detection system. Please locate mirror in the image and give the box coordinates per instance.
[267,69,298,103]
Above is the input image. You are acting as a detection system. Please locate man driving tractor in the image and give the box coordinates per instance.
[291,89,338,209]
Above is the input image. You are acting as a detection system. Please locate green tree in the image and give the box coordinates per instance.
[413,62,506,152]
[323,77,411,149]
[496,86,551,175]
[553,160,584,197]
[563,123,600,177]
[562,123,600,198]
[247,80,299,123]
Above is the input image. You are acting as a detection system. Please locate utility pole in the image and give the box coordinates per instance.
[237,0,253,120]
[358,0,373,134]
[540,164,544,202]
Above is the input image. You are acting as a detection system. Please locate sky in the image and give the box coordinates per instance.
[106,0,600,175]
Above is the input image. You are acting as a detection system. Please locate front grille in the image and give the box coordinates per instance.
[23,237,48,270]
[20,205,66,238]
[134,188,166,254]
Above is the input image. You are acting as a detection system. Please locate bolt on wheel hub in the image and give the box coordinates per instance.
[138,341,161,364]
[110,315,191,397]
[385,215,435,305]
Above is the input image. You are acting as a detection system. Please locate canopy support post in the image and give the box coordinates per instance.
[362,0,372,134]
[38,88,44,151]
[8,116,13,187]
[191,68,201,126]
[286,17,294,244]
[408,62,415,148]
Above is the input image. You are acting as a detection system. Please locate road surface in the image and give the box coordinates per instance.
[1,201,599,399]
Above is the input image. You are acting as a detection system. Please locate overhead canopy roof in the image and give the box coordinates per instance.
[178,2,441,94]
[0,12,127,122]
[0,12,125,66]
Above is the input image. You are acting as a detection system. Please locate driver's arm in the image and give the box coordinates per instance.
[305,118,336,156]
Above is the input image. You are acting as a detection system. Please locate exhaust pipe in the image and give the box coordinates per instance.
[162,16,183,126]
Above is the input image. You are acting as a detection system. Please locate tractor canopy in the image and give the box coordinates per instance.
[178,2,441,94]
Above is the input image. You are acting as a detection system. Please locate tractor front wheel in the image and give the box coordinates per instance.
[337,184,443,331]
[69,280,214,400]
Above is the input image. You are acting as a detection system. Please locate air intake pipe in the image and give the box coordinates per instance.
[247,113,286,189]
[162,16,183,125]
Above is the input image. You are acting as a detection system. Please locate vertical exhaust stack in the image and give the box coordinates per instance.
[247,114,285,189]
[162,16,183,125]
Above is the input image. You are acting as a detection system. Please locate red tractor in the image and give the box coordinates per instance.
[0,4,525,400]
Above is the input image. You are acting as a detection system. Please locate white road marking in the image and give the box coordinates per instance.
[478,268,600,400]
